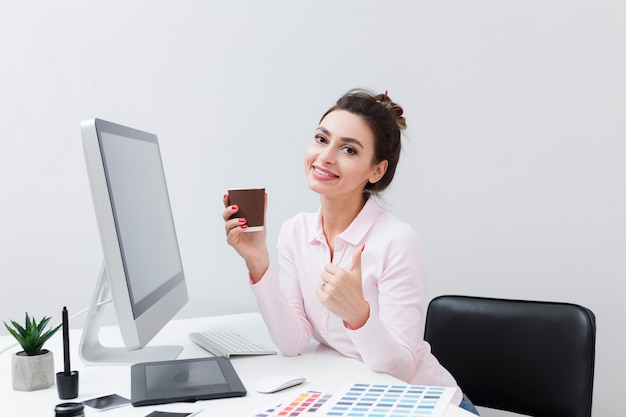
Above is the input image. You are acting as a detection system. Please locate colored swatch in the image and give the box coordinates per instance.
[256,391,332,417]
[320,383,456,417]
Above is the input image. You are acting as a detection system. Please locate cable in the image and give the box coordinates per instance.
[0,299,112,356]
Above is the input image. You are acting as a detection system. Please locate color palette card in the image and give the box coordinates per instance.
[317,383,456,417]
[255,391,333,417]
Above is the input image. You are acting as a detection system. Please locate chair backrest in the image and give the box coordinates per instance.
[424,295,596,417]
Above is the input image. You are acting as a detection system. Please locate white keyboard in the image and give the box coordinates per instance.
[189,331,277,358]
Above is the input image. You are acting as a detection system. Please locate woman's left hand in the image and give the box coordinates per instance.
[316,245,370,329]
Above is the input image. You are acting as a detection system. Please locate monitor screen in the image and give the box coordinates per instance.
[99,128,184,317]
[79,118,188,365]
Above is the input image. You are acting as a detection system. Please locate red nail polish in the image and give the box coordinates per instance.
[241,225,248,229]
[238,218,246,223]
[231,205,238,210]
[361,244,365,252]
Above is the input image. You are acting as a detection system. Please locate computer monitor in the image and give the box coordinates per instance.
[79,118,189,365]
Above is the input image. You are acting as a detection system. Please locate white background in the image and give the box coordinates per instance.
[0,2,623,416]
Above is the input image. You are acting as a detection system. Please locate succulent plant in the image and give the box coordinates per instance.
[4,313,61,356]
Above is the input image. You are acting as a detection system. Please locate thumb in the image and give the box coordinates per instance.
[351,244,365,273]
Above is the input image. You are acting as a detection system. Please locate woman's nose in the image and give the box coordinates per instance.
[318,147,335,164]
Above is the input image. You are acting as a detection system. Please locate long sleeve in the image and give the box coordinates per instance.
[250,265,312,356]
[342,226,458,392]
[249,199,461,405]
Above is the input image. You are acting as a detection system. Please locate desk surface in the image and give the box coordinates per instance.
[0,313,471,416]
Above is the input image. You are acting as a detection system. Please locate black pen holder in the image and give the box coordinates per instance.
[56,370,79,399]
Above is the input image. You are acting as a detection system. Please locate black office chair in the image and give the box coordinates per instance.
[424,295,596,417]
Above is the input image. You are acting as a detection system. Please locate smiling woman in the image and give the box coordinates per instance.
[221,89,479,415]
[305,110,388,203]
[315,90,405,197]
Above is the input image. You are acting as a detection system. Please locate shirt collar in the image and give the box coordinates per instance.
[309,197,384,245]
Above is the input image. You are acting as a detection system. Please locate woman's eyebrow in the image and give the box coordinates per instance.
[316,126,364,149]
[340,137,364,149]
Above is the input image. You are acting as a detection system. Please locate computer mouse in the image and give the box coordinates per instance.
[254,374,306,393]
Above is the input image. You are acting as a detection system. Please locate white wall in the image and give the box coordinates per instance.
[0,1,623,416]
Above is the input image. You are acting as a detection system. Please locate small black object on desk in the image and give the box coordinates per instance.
[54,402,84,417]
[56,306,79,399]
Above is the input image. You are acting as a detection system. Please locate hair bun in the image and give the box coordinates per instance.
[376,91,405,127]
[391,104,403,117]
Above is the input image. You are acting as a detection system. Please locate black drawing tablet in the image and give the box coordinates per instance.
[130,356,246,406]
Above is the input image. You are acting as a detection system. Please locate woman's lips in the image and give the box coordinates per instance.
[311,165,339,180]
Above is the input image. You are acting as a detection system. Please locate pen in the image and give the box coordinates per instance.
[56,306,79,399]
[62,306,70,375]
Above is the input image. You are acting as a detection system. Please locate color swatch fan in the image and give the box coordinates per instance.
[317,383,456,417]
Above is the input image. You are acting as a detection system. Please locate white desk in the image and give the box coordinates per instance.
[0,313,472,416]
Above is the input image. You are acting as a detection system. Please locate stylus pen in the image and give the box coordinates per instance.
[62,306,70,375]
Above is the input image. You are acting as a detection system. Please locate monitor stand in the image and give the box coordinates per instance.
[78,263,183,366]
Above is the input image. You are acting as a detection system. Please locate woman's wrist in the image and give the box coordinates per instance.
[344,302,370,330]
[246,258,269,283]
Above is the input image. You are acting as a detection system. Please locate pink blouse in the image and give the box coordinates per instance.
[250,198,461,404]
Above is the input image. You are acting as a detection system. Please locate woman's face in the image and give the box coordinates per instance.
[304,109,387,200]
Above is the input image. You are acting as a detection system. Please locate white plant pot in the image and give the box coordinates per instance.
[11,349,55,391]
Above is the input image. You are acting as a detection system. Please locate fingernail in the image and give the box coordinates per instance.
[223,194,228,200]
[361,244,365,252]
[231,205,238,210]
[241,225,248,229]
[238,218,246,223]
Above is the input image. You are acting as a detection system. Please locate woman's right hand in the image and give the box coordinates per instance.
[222,193,270,283]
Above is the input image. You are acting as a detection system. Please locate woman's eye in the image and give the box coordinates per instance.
[342,146,357,155]
[315,134,327,144]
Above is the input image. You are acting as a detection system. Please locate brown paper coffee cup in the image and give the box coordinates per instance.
[228,188,265,232]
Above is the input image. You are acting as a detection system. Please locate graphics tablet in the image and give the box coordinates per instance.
[130,356,246,406]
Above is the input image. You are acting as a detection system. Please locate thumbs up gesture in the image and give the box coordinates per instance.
[317,244,370,329]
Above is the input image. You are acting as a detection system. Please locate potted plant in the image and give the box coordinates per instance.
[4,313,61,391]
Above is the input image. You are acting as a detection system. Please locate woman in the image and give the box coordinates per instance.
[222,89,478,415]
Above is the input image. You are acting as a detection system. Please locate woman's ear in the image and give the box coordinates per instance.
[369,160,388,184]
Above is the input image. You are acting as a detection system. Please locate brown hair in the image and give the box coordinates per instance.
[320,88,406,195]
